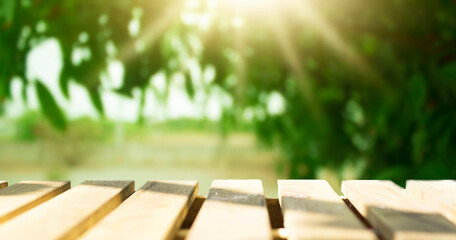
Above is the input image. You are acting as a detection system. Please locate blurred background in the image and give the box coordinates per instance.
[1,0,456,196]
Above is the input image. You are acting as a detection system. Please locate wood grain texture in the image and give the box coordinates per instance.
[342,180,456,240]
[279,180,375,240]
[80,180,198,240]
[176,229,288,240]
[0,181,70,224]
[0,181,7,189]
[406,180,456,224]
[187,179,273,240]
[0,180,134,240]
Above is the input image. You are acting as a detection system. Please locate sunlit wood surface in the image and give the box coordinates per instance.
[187,180,273,240]
[0,181,69,224]
[0,181,6,189]
[343,180,456,240]
[0,179,454,240]
[0,180,134,240]
[80,180,198,240]
[279,180,375,240]
[406,180,456,224]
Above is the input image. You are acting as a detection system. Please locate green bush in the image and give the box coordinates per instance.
[1,0,456,182]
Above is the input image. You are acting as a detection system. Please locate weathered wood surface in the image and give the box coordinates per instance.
[0,181,70,224]
[0,180,134,240]
[406,180,456,224]
[279,180,375,240]
[0,181,6,189]
[80,180,198,240]
[187,179,273,240]
[343,180,456,240]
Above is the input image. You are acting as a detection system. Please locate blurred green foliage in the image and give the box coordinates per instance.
[1,0,456,182]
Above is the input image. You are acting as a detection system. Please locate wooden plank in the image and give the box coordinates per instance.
[80,180,198,240]
[406,180,456,224]
[0,180,134,240]
[176,229,288,240]
[342,180,456,240]
[0,181,7,189]
[278,180,375,240]
[0,181,70,224]
[187,179,273,240]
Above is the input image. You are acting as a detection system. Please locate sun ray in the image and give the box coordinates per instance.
[283,0,386,88]
[264,1,318,112]
[232,8,249,105]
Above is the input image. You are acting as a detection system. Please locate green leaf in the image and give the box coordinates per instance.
[0,0,15,22]
[59,74,70,99]
[35,81,67,130]
[361,35,378,56]
[185,71,195,100]
[88,90,104,117]
[58,43,73,99]
[137,88,146,125]
[440,62,456,80]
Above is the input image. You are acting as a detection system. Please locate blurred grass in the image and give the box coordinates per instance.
[0,113,286,196]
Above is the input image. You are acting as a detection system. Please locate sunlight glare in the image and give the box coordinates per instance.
[283,0,384,87]
[232,16,244,28]
[224,0,276,9]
